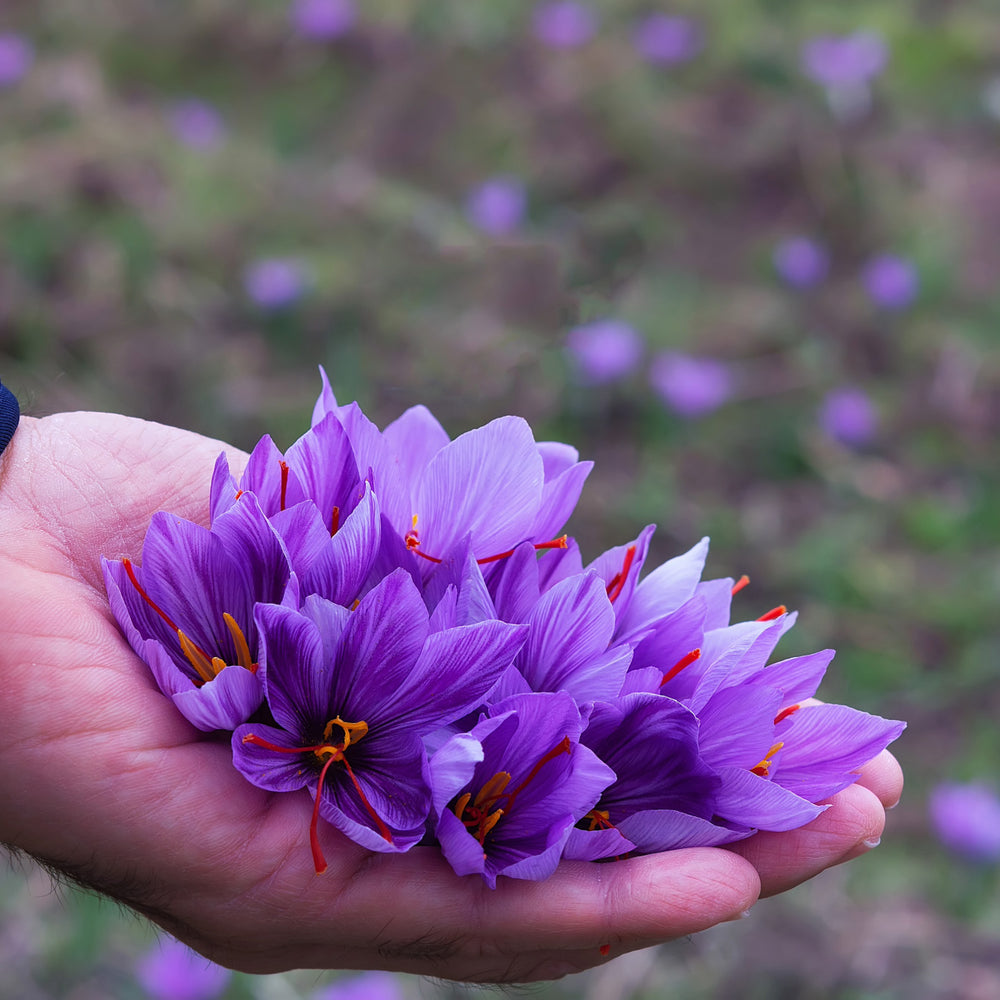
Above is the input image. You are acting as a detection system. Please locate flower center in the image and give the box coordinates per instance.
[122,559,257,685]
[452,736,572,850]
[242,715,391,874]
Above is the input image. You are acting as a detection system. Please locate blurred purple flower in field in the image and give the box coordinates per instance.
[566,319,644,384]
[632,14,703,66]
[291,0,356,40]
[800,32,888,88]
[773,236,829,289]
[465,177,527,236]
[819,387,878,447]
[532,2,597,49]
[311,972,405,1000]
[929,783,1000,862]
[136,936,231,1000]
[862,254,919,310]
[650,352,733,418]
[0,33,34,87]
[244,258,308,309]
[168,99,226,151]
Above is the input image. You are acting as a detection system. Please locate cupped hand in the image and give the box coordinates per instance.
[0,412,902,983]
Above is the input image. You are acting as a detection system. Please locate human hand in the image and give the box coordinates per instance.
[0,412,901,983]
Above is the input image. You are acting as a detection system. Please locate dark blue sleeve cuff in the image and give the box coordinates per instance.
[0,381,20,456]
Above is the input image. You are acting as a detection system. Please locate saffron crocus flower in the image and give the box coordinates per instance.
[0,34,33,88]
[929,783,1000,862]
[632,14,703,67]
[291,0,357,40]
[103,495,293,731]
[428,692,614,887]
[210,414,380,607]
[565,319,644,385]
[800,32,888,88]
[311,371,591,572]
[311,972,405,1000]
[862,254,918,310]
[136,935,231,1000]
[649,352,733,418]
[233,571,527,867]
[465,177,527,236]
[819,386,878,447]
[244,257,308,309]
[167,99,226,151]
[773,236,829,289]
[566,693,723,860]
[531,2,597,49]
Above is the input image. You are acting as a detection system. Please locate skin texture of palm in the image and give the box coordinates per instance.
[0,412,902,983]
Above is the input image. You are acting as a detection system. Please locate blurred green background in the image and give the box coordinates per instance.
[2,1,1000,998]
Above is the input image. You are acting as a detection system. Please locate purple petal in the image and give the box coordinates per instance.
[516,572,631,703]
[384,618,528,728]
[231,722,314,793]
[298,485,382,605]
[412,416,545,560]
[330,570,430,718]
[714,766,825,831]
[697,684,783,770]
[254,600,333,735]
[616,537,709,643]
[172,664,264,732]
[772,704,905,801]
[563,825,636,861]
[617,809,750,851]
[529,458,593,541]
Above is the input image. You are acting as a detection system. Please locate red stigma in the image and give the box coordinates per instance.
[476,535,568,566]
[605,545,637,604]
[731,574,750,595]
[330,505,340,536]
[757,605,787,622]
[660,648,701,686]
[774,704,801,725]
[278,461,290,511]
[599,944,611,957]
[242,720,392,874]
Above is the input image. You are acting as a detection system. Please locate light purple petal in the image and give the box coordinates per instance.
[772,704,905,801]
[617,809,750,851]
[617,536,710,643]
[516,572,631,703]
[172,664,263,732]
[714,766,825,831]
[412,416,545,560]
[563,826,636,861]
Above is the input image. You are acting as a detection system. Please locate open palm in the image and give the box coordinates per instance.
[0,412,901,983]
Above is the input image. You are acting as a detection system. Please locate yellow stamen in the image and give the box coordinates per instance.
[751,741,785,777]
[177,629,218,684]
[588,809,612,831]
[474,771,512,811]
[454,792,472,819]
[223,612,254,670]
[479,808,504,839]
[322,716,369,751]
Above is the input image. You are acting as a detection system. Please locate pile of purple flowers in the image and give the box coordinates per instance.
[103,373,903,887]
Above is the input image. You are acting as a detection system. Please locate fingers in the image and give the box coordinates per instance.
[218,844,761,979]
[854,749,904,809]
[728,780,886,898]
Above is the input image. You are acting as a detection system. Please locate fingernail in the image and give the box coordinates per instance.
[862,837,881,849]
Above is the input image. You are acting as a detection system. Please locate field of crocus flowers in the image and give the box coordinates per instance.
[3,2,1000,998]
